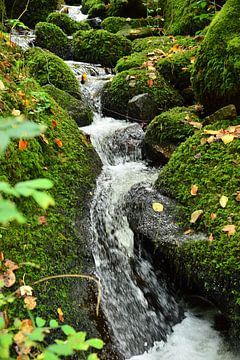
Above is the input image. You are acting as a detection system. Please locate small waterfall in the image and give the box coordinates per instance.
[60,5,88,22]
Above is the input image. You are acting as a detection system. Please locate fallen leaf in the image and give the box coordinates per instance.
[5,259,19,271]
[11,109,21,116]
[184,229,193,235]
[191,184,198,196]
[210,213,217,220]
[40,134,49,144]
[235,191,240,202]
[54,138,63,148]
[57,307,64,322]
[0,252,4,261]
[152,202,164,212]
[189,121,202,129]
[2,270,16,287]
[204,129,222,135]
[18,139,28,151]
[148,79,153,88]
[209,233,214,241]
[52,119,57,127]
[200,138,207,145]
[207,135,216,144]
[24,296,37,310]
[221,134,234,144]
[223,224,236,237]
[190,56,196,64]
[219,195,228,208]
[129,80,136,87]
[22,99,31,107]
[190,209,203,223]
[0,80,5,90]
[19,285,33,297]
[38,216,47,225]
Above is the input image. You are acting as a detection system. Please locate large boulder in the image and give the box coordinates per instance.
[192,0,240,113]
[101,16,161,33]
[128,93,158,123]
[44,85,93,126]
[144,106,202,162]
[5,0,62,28]
[25,48,80,95]
[35,22,69,58]
[72,29,132,67]
[101,68,183,119]
[47,12,91,35]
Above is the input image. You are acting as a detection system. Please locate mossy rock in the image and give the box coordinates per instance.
[157,48,197,90]
[145,106,202,161]
[44,84,93,126]
[115,52,147,72]
[5,0,63,28]
[35,22,69,58]
[25,48,80,96]
[47,12,91,35]
[101,16,162,33]
[0,37,101,336]
[72,29,132,67]
[117,26,162,40]
[192,0,240,113]
[81,0,107,18]
[155,118,240,336]
[101,68,183,119]
[160,0,212,35]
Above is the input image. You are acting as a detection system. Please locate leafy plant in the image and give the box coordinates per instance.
[192,0,220,22]
[5,18,29,30]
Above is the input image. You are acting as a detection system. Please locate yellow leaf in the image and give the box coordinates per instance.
[0,80,5,91]
[204,129,222,135]
[222,224,236,237]
[221,134,234,144]
[219,195,228,208]
[11,109,21,116]
[191,184,198,196]
[189,121,202,129]
[190,209,203,223]
[152,202,164,212]
[184,229,193,235]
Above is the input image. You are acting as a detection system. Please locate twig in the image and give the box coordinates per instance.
[32,274,101,316]
[10,0,30,41]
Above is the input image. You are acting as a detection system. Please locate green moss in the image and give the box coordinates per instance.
[107,0,147,18]
[157,48,197,90]
[44,84,93,126]
[192,0,240,113]
[25,48,80,96]
[0,37,101,333]
[132,36,173,52]
[72,29,132,67]
[115,52,147,72]
[47,12,91,35]
[145,106,201,148]
[5,0,63,28]
[154,118,240,325]
[101,68,183,118]
[160,0,212,35]
[117,26,161,40]
[35,22,68,58]
[82,0,107,18]
[101,16,162,33]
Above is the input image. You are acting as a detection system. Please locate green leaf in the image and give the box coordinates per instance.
[0,131,10,153]
[47,343,74,356]
[0,199,26,224]
[88,354,99,360]
[36,317,46,327]
[0,316,4,330]
[61,325,76,336]
[28,327,45,342]
[43,350,60,360]
[0,182,19,197]
[86,338,104,349]
[7,121,46,138]
[0,333,13,358]
[32,190,55,209]
[16,178,53,190]
[49,319,59,328]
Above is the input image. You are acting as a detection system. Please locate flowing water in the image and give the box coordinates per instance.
[13,17,239,360]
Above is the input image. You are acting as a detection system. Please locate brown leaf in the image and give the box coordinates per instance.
[209,233,214,241]
[18,139,28,151]
[0,252,4,261]
[19,285,33,297]
[191,184,198,196]
[189,121,202,129]
[190,209,203,223]
[148,79,153,88]
[210,213,217,220]
[184,229,193,235]
[5,259,19,271]
[24,296,37,310]
[223,224,236,237]
[57,307,64,322]
[235,191,240,202]
[3,270,16,287]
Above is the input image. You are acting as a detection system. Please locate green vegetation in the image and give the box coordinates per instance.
[101,16,162,33]
[155,118,240,324]
[82,0,107,18]
[145,106,201,152]
[25,48,80,95]
[72,29,132,67]
[101,68,183,118]
[5,0,62,28]
[192,0,240,113]
[47,12,91,35]
[35,22,68,58]
[44,85,93,126]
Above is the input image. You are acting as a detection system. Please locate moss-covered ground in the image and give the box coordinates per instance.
[0,36,101,334]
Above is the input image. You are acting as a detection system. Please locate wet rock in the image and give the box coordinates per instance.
[203,104,237,125]
[125,183,205,246]
[87,17,102,29]
[127,93,158,123]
